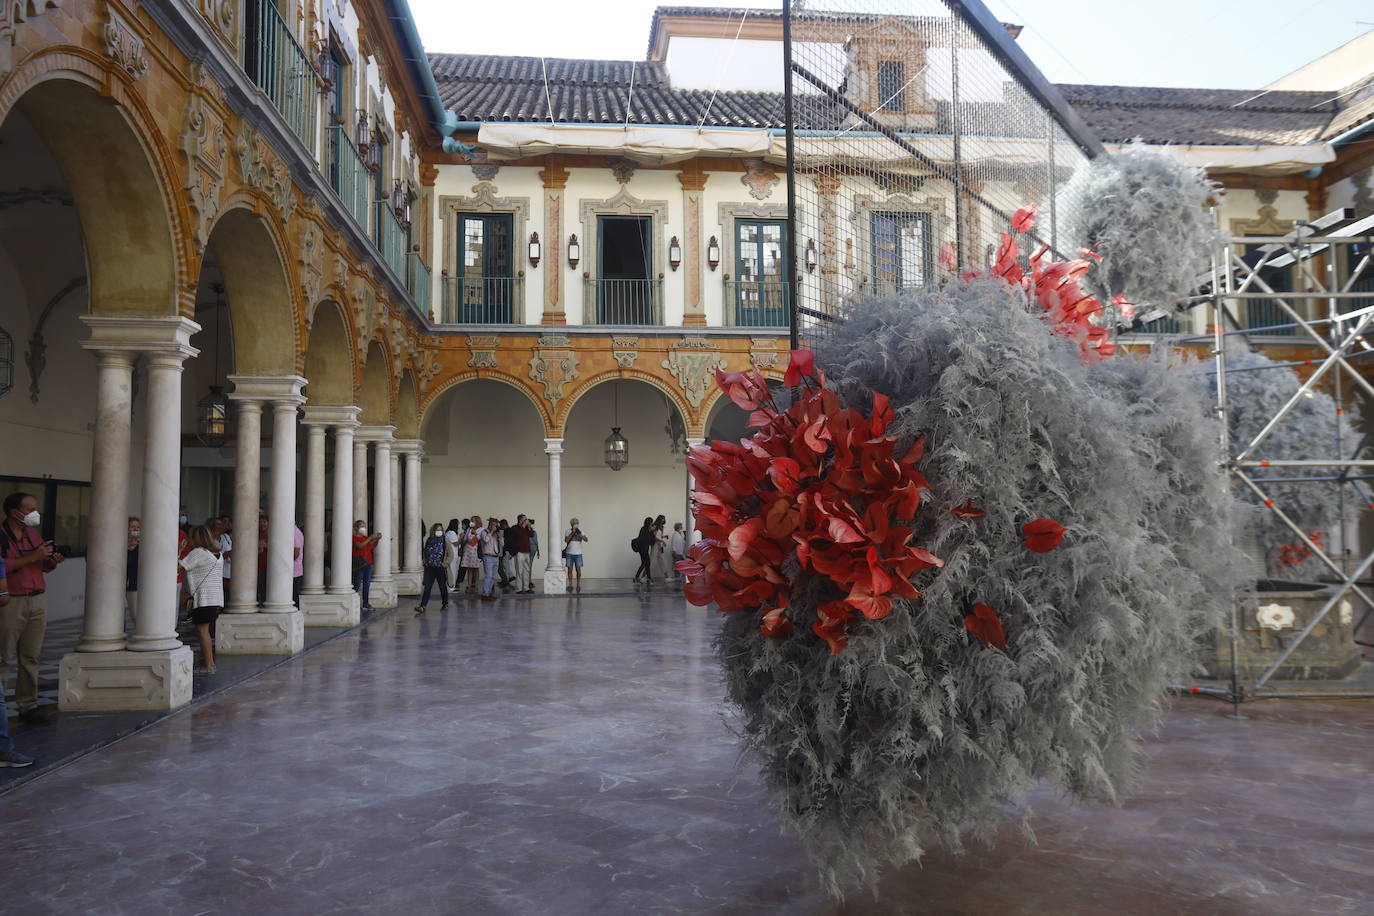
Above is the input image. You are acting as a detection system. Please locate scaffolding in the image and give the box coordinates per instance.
[1189,209,1374,709]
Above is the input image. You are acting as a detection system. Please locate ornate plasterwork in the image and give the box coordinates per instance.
[750,338,786,371]
[741,159,780,201]
[529,348,579,404]
[180,85,229,251]
[467,349,498,369]
[1,2,62,77]
[538,335,571,347]
[611,336,639,368]
[611,158,637,184]
[196,0,237,51]
[1230,190,1294,236]
[662,348,726,409]
[101,4,149,80]
[234,126,296,223]
[471,164,500,184]
[351,278,376,354]
[298,221,324,310]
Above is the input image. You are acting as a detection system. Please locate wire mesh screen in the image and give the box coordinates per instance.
[783,0,1102,342]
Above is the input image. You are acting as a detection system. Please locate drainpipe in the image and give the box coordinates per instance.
[382,0,476,155]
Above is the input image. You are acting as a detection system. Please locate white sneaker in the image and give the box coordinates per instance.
[0,748,34,768]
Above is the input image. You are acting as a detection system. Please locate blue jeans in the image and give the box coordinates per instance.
[481,555,499,596]
[353,563,373,607]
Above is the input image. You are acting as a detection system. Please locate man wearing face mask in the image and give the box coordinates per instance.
[0,492,63,724]
[351,520,381,611]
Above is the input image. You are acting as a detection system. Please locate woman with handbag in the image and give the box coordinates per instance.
[179,525,224,676]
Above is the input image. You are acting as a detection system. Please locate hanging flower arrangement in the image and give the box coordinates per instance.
[696,203,1233,900]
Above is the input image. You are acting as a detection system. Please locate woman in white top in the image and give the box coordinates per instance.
[179,525,225,676]
[443,518,463,588]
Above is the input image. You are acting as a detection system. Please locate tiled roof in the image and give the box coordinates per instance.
[431,53,840,128]
[431,51,1374,147]
[1054,83,1340,146]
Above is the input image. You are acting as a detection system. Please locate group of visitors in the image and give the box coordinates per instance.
[632,515,687,587]
[415,515,542,612]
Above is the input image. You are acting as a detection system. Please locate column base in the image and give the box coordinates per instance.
[543,565,567,593]
[300,590,361,627]
[59,646,193,712]
[394,569,422,595]
[216,609,305,655]
[370,576,398,608]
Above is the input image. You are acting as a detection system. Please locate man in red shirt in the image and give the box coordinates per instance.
[351,520,381,610]
[1,492,64,724]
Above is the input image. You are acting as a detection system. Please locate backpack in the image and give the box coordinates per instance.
[424,537,444,567]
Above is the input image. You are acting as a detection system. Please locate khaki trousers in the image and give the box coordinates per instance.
[0,594,47,712]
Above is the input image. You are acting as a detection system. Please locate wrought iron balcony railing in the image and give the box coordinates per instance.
[408,253,432,317]
[241,0,318,150]
[725,280,789,328]
[440,276,522,324]
[326,125,370,230]
[584,279,663,325]
[374,200,408,282]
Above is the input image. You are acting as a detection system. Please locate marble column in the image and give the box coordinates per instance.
[393,441,424,594]
[299,416,328,599]
[218,376,306,655]
[314,408,362,626]
[364,426,398,608]
[389,449,401,574]
[353,436,369,526]
[686,436,706,545]
[75,347,135,654]
[60,317,197,712]
[679,165,708,326]
[225,396,263,615]
[543,437,566,593]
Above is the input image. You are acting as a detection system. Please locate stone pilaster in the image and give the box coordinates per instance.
[540,162,570,325]
[393,440,424,594]
[679,166,709,326]
[543,438,566,593]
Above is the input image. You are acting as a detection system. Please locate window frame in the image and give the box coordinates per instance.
[870,210,933,292]
[876,60,906,113]
[0,475,91,558]
[732,218,790,327]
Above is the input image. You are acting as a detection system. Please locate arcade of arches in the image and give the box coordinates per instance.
[0,28,781,713]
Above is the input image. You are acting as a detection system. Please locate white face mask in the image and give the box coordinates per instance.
[22,510,40,528]
[356,526,367,535]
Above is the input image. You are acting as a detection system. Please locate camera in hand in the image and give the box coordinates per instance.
[53,545,73,557]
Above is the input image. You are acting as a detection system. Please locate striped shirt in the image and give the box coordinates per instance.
[179,547,225,608]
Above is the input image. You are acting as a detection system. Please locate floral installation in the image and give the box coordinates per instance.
[696,205,1233,899]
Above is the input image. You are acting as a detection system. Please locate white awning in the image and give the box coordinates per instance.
[1105,142,1336,175]
[476,123,772,163]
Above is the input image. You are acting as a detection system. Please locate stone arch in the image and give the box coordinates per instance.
[557,369,692,436]
[698,365,786,434]
[357,339,394,426]
[304,300,355,405]
[1,53,185,317]
[395,370,420,439]
[420,371,553,436]
[201,202,299,375]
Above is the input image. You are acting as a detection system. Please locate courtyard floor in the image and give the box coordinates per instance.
[2,594,1371,915]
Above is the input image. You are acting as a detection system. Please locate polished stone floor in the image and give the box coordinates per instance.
[3,594,1372,914]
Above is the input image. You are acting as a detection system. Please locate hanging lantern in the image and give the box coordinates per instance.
[604,381,629,470]
[604,427,630,471]
[197,385,231,449]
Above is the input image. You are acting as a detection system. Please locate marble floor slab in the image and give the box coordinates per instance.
[2,594,1372,915]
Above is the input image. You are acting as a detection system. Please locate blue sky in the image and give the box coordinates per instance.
[408,0,1373,89]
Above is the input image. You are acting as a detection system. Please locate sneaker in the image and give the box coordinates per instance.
[0,749,34,768]
[18,707,51,725]
[414,605,427,615]
[193,666,216,676]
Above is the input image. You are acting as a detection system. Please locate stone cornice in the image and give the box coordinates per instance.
[355,425,398,442]
[80,315,200,357]
[226,375,308,402]
[300,405,362,427]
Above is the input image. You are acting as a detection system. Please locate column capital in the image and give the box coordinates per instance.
[80,315,201,357]
[301,404,361,428]
[393,438,425,456]
[356,424,397,442]
[543,437,564,455]
[227,375,307,402]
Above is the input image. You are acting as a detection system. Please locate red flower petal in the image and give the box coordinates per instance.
[1022,517,1067,553]
[760,607,793,638]
[1011,205,1037,234]
[783,349,816,387]
[951,500,986,519]
[812,620,848,655]
[965,602,1008,650]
